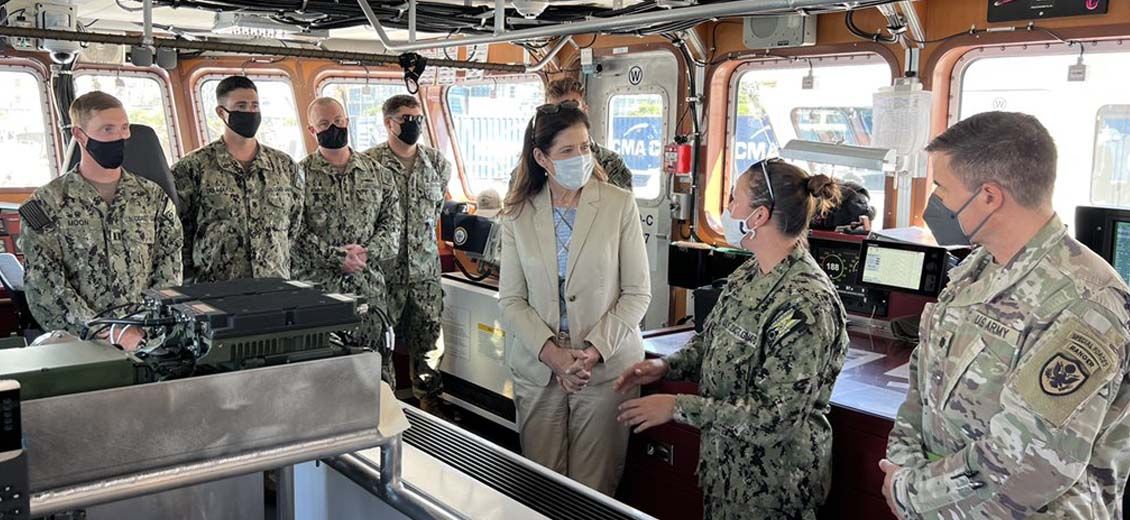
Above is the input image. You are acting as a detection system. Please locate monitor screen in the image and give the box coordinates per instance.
[1111,221,1130,285]
[861,244,926,291]
[1075,206,1130,275]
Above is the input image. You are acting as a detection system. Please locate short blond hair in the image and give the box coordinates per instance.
[547,78,584,101]
[69,91,124,130]
[307,96,345,120]
[477,189,501,210]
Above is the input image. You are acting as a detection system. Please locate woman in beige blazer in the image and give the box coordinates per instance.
[499,102,651,495]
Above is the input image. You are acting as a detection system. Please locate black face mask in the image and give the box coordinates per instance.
[79,130,126,170]
[396,119,422,146]
[316,124,349,150]
[923,193,975,246]
[221,108,262,138]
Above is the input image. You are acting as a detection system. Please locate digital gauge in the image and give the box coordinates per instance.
[819,252,851,283]
[809,237,888,317]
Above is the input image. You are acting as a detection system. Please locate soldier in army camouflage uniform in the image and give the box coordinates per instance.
[19,91,182,351]
[172,76,303,283]
[882,112,1130,519]
[294,97,402,384]
[364,95,451,410]
[508,78,633,193]
[615,159,848,520]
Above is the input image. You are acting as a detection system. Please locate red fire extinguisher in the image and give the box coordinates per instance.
[664,139,692,175]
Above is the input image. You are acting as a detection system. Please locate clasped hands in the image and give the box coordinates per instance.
[341,244,368,274]
[539,339,601,393]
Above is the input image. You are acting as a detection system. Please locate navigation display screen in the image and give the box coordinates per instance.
[861,244,926,291]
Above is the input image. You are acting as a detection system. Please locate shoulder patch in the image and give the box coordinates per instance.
[18,199,53,232]
[1012,318,1119,427]
[765,306,805,344]
[1039,353,1088,396]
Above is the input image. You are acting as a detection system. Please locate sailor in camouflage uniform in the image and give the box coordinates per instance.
[616,160,848,519]
[19,91,182,350]
[172,76,303,283]
[364,94,451,409]
[882,112,1130,519]
[589,144,631,191]
[294,97,402,384]
[508,78,633,192]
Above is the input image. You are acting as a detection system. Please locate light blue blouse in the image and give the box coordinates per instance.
[553,207,576,333]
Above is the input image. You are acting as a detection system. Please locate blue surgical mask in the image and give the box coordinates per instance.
[722,209,754,249]
[552,153,594,191]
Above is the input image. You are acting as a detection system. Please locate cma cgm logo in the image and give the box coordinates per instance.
[732,141,778,162]
[611,138,663,158]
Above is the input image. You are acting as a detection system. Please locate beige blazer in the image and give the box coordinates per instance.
[500,180,651,387]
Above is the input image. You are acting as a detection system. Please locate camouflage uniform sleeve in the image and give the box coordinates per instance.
[288,158,305,246]
[664,332,705,383]
[600,149,633,191]
[293,230,341,273]
[673,300,838,437]
[891,298,1130,519]
[362,164,402,265]
[19,208,98,335]
[885,345,930,469]
[149,195,184,288]
[433,149,452,195]
[171,157,198,280]
[292,163,342,272]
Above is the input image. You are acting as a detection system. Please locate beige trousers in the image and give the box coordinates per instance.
[513,367,639,496]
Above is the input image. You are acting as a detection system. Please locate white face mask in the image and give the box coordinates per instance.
[551,153,594,191]
[722,209,754,248]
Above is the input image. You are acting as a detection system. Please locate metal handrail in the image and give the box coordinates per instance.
[29,432,464,519]
[323,437,468,520]
[29,429,385,516]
